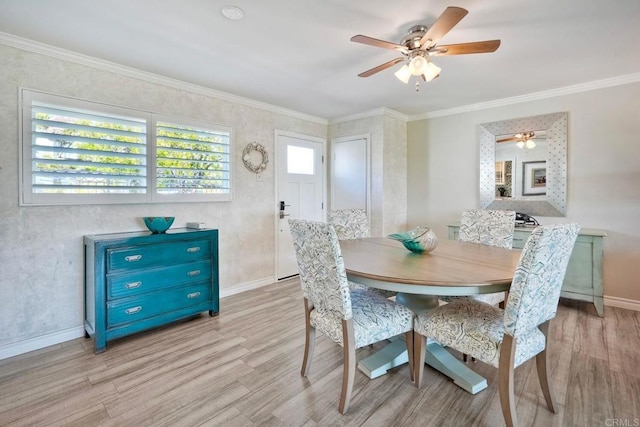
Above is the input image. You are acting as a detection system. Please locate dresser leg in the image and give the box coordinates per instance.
[209,310,219,317]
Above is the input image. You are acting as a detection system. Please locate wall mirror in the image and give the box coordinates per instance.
[479,112,568,216]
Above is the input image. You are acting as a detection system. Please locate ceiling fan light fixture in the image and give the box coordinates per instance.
[394,64,411,84]
[423,61,441,82]
[525,139,536,149]
[408,55,428,76]
[517,141,525,149]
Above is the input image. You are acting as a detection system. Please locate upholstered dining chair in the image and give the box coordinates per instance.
[328,208,370,240]
[328,208,397,299]
[443,209,517,307]
[414,223,580,427]
[288,218,414,414]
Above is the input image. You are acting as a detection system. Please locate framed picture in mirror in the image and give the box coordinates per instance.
[522,161,546,196]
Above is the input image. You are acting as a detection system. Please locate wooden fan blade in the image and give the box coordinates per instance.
[358,57,405,77]
[430,40,501,56]
[496,137,519,143]
[351,35,408,53]
[419,6,468,48]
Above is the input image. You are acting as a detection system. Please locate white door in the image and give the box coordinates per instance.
[276,131,325,280]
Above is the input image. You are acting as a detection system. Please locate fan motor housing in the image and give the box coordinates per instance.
[401,25,428,49]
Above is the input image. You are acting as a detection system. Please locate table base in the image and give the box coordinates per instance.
[356,338,487,394]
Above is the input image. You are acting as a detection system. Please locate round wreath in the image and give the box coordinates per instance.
[242,142,269,174]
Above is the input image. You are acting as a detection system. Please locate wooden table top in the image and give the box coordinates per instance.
[339,238,522,296]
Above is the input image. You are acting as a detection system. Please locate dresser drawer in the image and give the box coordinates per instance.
[107,283,212,327]
[107,260,212,299]
[107,239,211,272]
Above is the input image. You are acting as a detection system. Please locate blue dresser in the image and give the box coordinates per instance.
[84,228,219,353]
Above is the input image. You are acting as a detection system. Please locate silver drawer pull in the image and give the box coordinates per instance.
[125,255,142,262]
[187,270,201,277]
[125,281,142,289]
[187,246,201,253]
[125,306,142,315]
[187,292,201,299]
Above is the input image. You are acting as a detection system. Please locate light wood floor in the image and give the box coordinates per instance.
[1,279,639,426]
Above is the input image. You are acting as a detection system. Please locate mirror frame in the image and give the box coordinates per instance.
[479,112,568,216]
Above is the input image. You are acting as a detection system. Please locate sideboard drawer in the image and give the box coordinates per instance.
[107,260,212,299]
[107,239,211,272]
[107,283,212,327]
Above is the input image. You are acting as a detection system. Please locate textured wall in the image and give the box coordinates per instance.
[407,82,640,303]
[0,44,326,347]
[328,112,408,236]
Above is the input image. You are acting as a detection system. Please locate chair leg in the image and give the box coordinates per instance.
[536,321,557,413]
[498,334,517,427]
[339,319,356,414]
[405,331,414,383]
[301,299,316,377]
[413,333,427,388]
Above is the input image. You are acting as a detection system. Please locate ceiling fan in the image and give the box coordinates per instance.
[351,6,500,89]
[496,131,546,149]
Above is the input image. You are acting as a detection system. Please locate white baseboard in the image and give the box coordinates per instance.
[0,326,85,361]
[603,295,640,312]
[0,276,278,361]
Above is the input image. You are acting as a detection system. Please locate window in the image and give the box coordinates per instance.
[287,145,314,175]
[20,90,232,205]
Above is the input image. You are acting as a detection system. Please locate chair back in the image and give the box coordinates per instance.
[288,219,352,320]
[504,223,580,337]
[459,209,516,249]
[328,209,370,240]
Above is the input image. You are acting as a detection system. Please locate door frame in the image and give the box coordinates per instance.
[274,129,327,281]
[330,133,371,223]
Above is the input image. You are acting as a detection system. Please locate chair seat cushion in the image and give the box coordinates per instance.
[414,300,545,368]
[310,288,413,348]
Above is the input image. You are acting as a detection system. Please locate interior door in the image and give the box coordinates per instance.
[276,131,325,280]
[331,135,370,212]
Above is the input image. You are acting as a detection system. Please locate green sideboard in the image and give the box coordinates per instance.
[447,225,606,317]
[84,228,219,353]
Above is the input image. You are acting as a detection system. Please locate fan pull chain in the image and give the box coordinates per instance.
[415,80,420,92]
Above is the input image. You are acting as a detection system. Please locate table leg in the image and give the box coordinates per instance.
[356,293,488,394]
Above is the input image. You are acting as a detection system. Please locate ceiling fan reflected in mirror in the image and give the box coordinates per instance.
[351,6,500,91]
[496,131,546,149]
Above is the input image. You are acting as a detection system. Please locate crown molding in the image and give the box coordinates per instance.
[408,72,640,121]
[329,107,408,125]
[0,32,328,125]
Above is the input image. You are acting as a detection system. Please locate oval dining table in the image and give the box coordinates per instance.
[339,237,521,394]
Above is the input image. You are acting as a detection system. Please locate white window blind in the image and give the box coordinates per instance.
[30,103,147,195]
[155,120,231,196]
[20,90,233,205]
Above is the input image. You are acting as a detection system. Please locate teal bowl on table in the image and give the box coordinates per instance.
[143,216,175,234]
[388,226,438,254]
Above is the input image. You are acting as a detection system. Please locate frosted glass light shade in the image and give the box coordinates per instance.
[517,141,525,149]
[408,56,428,75]
[423,61,441,82]
[394,65,411,84]
[525,139,536,149]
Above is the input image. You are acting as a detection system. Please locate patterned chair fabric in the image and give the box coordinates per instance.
[414,223,580,426]
[328,208,396,299]
[459,209,516,249]
[414,299,545,368]
[442,209,516,305]
[288,218,414,413]
[328,209,370,240]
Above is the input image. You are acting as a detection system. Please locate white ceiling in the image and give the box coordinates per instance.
[1,0,639,121]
